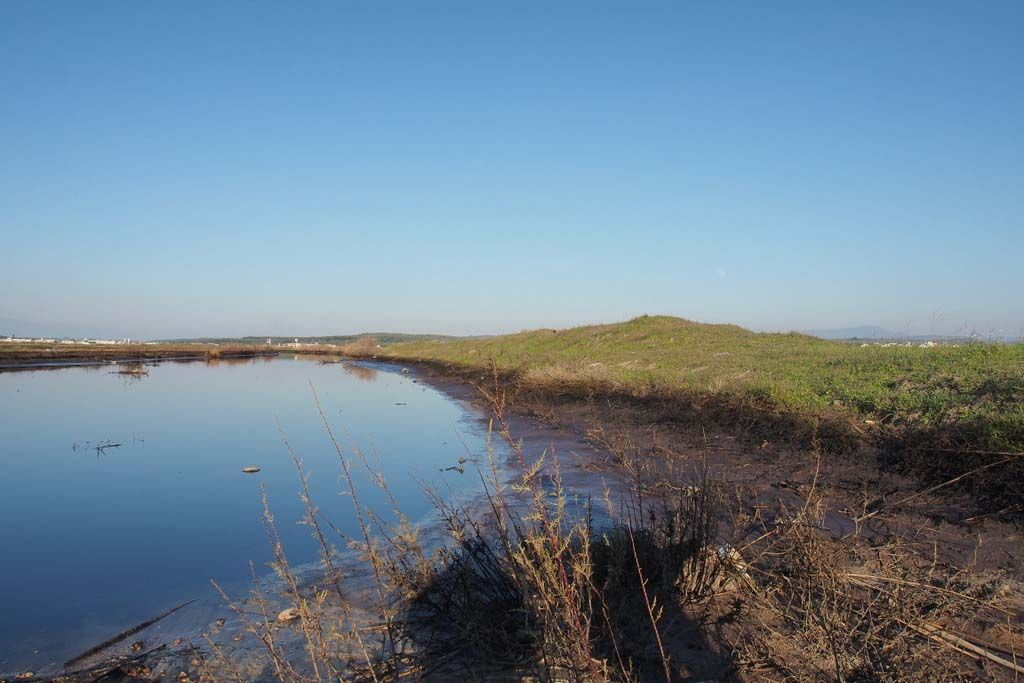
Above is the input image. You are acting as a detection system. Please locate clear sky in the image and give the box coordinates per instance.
[2,1,1022,339]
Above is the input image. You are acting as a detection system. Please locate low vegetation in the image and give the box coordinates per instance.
[365,316,1023,502]
[338,335,380,356]
[192,377,1022,682]
[0,341,274,365]
[372,316,1022,445]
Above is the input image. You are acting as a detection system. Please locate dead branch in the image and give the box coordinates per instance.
[64,599,195,668]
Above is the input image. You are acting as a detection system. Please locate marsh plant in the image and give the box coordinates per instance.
[202,374,1022,682]
[199,374,742,681]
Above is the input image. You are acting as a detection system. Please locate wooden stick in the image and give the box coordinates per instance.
[911,622,1024,674]
[845,574,1018,617]
[82,643,167,681]
[853,456,1016,523]
[64,599,194,668]
[923,447,1024,458]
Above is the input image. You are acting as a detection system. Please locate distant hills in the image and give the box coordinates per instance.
[803,326,1015,343]
[804,326,904,340]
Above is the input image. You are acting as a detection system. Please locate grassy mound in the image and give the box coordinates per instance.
[376,315,1024,474]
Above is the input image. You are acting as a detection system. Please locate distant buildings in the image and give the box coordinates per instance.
[859,340,954,348]
[273,337,340,349]
[1,336,133,345]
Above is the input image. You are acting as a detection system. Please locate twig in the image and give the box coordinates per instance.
[64,599,194,667]
[907,621,1024,674]
[85,643,167,682]
[845,574,1018,618]
[923,447,1024,458]
[626,524,672,683]
[853,456,1017,523]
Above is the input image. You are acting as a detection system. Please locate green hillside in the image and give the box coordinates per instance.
[379,315,1024,456]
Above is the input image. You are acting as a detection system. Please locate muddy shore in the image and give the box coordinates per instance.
[403,360,1024,572]
[376,360,1024,678]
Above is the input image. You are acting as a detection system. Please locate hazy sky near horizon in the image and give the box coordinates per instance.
[2,2,1022,339]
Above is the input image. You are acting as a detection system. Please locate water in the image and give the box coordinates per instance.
[0,357,493,674]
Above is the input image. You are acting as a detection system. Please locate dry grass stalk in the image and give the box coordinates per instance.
[201,369,1021,682]
[734,480,1021,681]
[340,336,380,357]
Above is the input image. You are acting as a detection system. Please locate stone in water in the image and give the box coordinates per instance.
[277,607,300,622]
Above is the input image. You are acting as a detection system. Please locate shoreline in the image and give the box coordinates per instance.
[11,356,1024,681]
[0,342,278,370]
[332,358,1024,678]
[0,352,278,371]
[389,358,1024,675]
[358,346,1024,519]
[409,355,1024,521]
[8,358,617,681]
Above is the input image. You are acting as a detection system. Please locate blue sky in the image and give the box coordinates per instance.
[2,1,1022,339]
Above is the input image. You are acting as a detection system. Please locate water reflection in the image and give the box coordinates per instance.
[107,362,151,386]
[0,357,488,674]
[343,362,378,382]
[204,356,259,367]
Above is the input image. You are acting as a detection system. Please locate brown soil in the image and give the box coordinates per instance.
[403,360,1024,681]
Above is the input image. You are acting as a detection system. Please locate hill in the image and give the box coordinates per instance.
[375,315,1024,482]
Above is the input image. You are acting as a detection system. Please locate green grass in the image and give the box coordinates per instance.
[377,315,1024,454]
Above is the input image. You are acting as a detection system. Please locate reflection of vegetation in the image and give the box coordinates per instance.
[343,362,378,382]
[204,356,256,367]
[108,362,150,385]
[292,353,341,363]
[72,439,122,456]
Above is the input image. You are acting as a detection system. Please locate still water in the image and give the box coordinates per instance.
[0,357,492,674]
